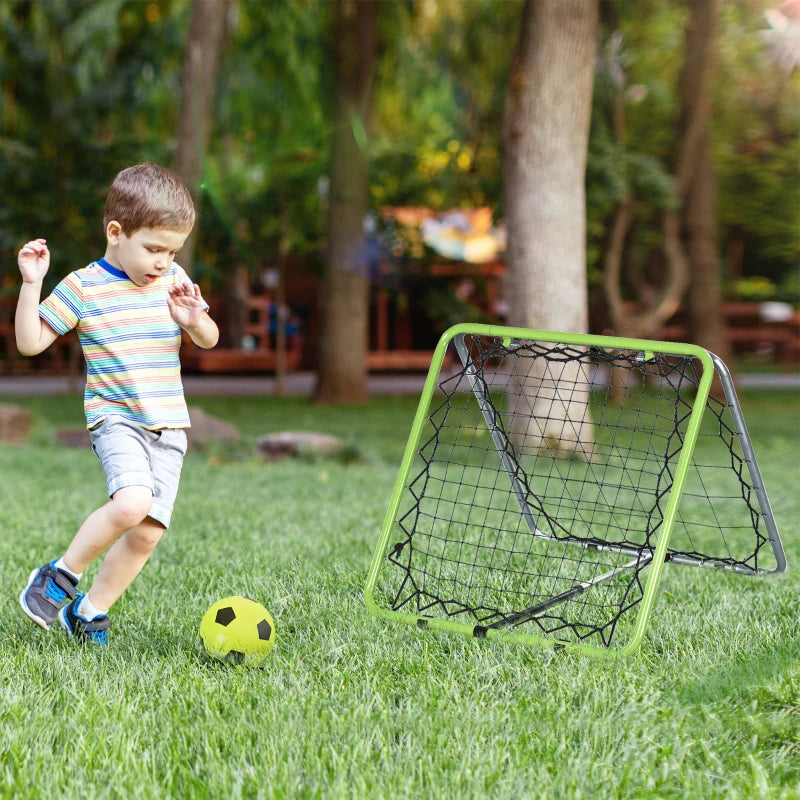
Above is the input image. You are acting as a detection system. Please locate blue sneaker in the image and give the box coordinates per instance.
[19,561,79,630]
[58,595,110,646]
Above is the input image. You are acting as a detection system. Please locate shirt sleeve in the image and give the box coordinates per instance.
[39,272,83,335]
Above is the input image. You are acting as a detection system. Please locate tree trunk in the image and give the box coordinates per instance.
[274,233,289,397]
[503,0,598,457]
[603,200,689,403]
[313,0,377,404]
[173,0,232,275]
[679,0,732,379]
[221,265,249,348]
[601,4,730,402]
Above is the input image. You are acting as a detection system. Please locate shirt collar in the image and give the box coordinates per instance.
[97,258,128,279]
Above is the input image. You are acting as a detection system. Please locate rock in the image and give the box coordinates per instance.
[0,404,32,444]
[186,407,240,447]
[255,431,345,462]
[56,428,90,448]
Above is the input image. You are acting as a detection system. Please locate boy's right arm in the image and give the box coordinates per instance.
[16,238,59,356]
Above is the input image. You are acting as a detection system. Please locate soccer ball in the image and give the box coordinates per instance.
[200,596,276,667]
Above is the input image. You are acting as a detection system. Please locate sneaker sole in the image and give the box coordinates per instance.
[57,605,72,636]
[19,568,53,630]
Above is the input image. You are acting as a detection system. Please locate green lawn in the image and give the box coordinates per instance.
[1,390,798,799]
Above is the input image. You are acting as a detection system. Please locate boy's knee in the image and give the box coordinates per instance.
[109,486,153,530]
[126,522,164,554]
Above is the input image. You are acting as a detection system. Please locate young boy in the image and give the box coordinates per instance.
[16,162,219,645]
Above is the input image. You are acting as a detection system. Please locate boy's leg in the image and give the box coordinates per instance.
[19,485,152,630]
[84,516,165,611]
[73,428,185,620]
[61,485,154,575]
[54,422,185,641]
[57,515,163,645]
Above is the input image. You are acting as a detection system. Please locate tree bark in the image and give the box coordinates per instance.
[313,0,377,404]
[503,0,598,457]
[679,0,732,377]
[173,0,232,275]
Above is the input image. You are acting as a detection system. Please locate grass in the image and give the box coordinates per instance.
[0,389,798,799]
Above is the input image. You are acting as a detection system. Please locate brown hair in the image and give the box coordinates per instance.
[103,163,196,235]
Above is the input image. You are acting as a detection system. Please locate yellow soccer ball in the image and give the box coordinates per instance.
[200,596,276,666]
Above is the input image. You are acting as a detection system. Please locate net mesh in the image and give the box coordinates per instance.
[374,334,777,648]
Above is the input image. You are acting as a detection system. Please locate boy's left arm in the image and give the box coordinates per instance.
[167,283,219,349]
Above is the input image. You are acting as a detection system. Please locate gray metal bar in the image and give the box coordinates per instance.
[486,553,654,630]
[453,334,547,539]
[452,333,785,577]
[707,351,786,573]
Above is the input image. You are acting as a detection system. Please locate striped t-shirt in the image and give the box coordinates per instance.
[39,258,202,430]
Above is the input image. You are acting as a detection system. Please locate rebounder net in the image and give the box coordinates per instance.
[365,326,784,655]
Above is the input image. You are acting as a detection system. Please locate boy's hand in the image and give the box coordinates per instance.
[167,282,207,330]
[18,239,50,284]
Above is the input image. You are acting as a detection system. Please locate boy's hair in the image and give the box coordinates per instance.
[104,163,196,235]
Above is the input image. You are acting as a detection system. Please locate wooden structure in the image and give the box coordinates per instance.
[367,260,505,371]
[0,297,81,377]
[180,294,302,374]
[2,292,796,377]
[650,302,800,366]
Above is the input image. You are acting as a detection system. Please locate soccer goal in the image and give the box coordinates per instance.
[364,323,785,657]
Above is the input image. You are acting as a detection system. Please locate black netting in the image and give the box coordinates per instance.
[374,334,777,649]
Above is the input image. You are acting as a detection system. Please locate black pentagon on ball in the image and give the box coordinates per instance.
[215,606,236,626]
[257,619,272,641]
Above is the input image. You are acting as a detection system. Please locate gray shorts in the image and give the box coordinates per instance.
[89,415,188,528]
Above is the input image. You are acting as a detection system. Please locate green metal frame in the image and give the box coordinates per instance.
[364,323,716,658]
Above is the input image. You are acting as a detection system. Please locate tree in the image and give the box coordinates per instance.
[678,0,732,372]
[190,0,328,357]
[597,20,690,379]
[173,0,233,274]
[370,0,520,211]
[313,0,377,404]
[503,0,599,456]
[0,0,186,280]
[602,0,729,397]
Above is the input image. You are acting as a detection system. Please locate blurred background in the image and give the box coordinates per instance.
[0,0,798,401]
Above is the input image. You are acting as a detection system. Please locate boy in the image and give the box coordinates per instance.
[16,163,219,645]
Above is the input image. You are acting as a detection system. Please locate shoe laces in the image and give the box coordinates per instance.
[44,577,68,603]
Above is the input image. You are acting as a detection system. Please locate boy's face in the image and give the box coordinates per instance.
[106,223,190,287]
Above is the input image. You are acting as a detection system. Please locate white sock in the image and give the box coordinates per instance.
[78,595,108,620]
[53,557,81,581]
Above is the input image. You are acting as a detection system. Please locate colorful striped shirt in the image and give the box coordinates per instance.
[39,258,203,430]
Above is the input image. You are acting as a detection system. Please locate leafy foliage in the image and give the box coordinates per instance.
[0,0,186,292]
[371,0,520,212]
[197,0,330,288]
[0,0,796,308]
